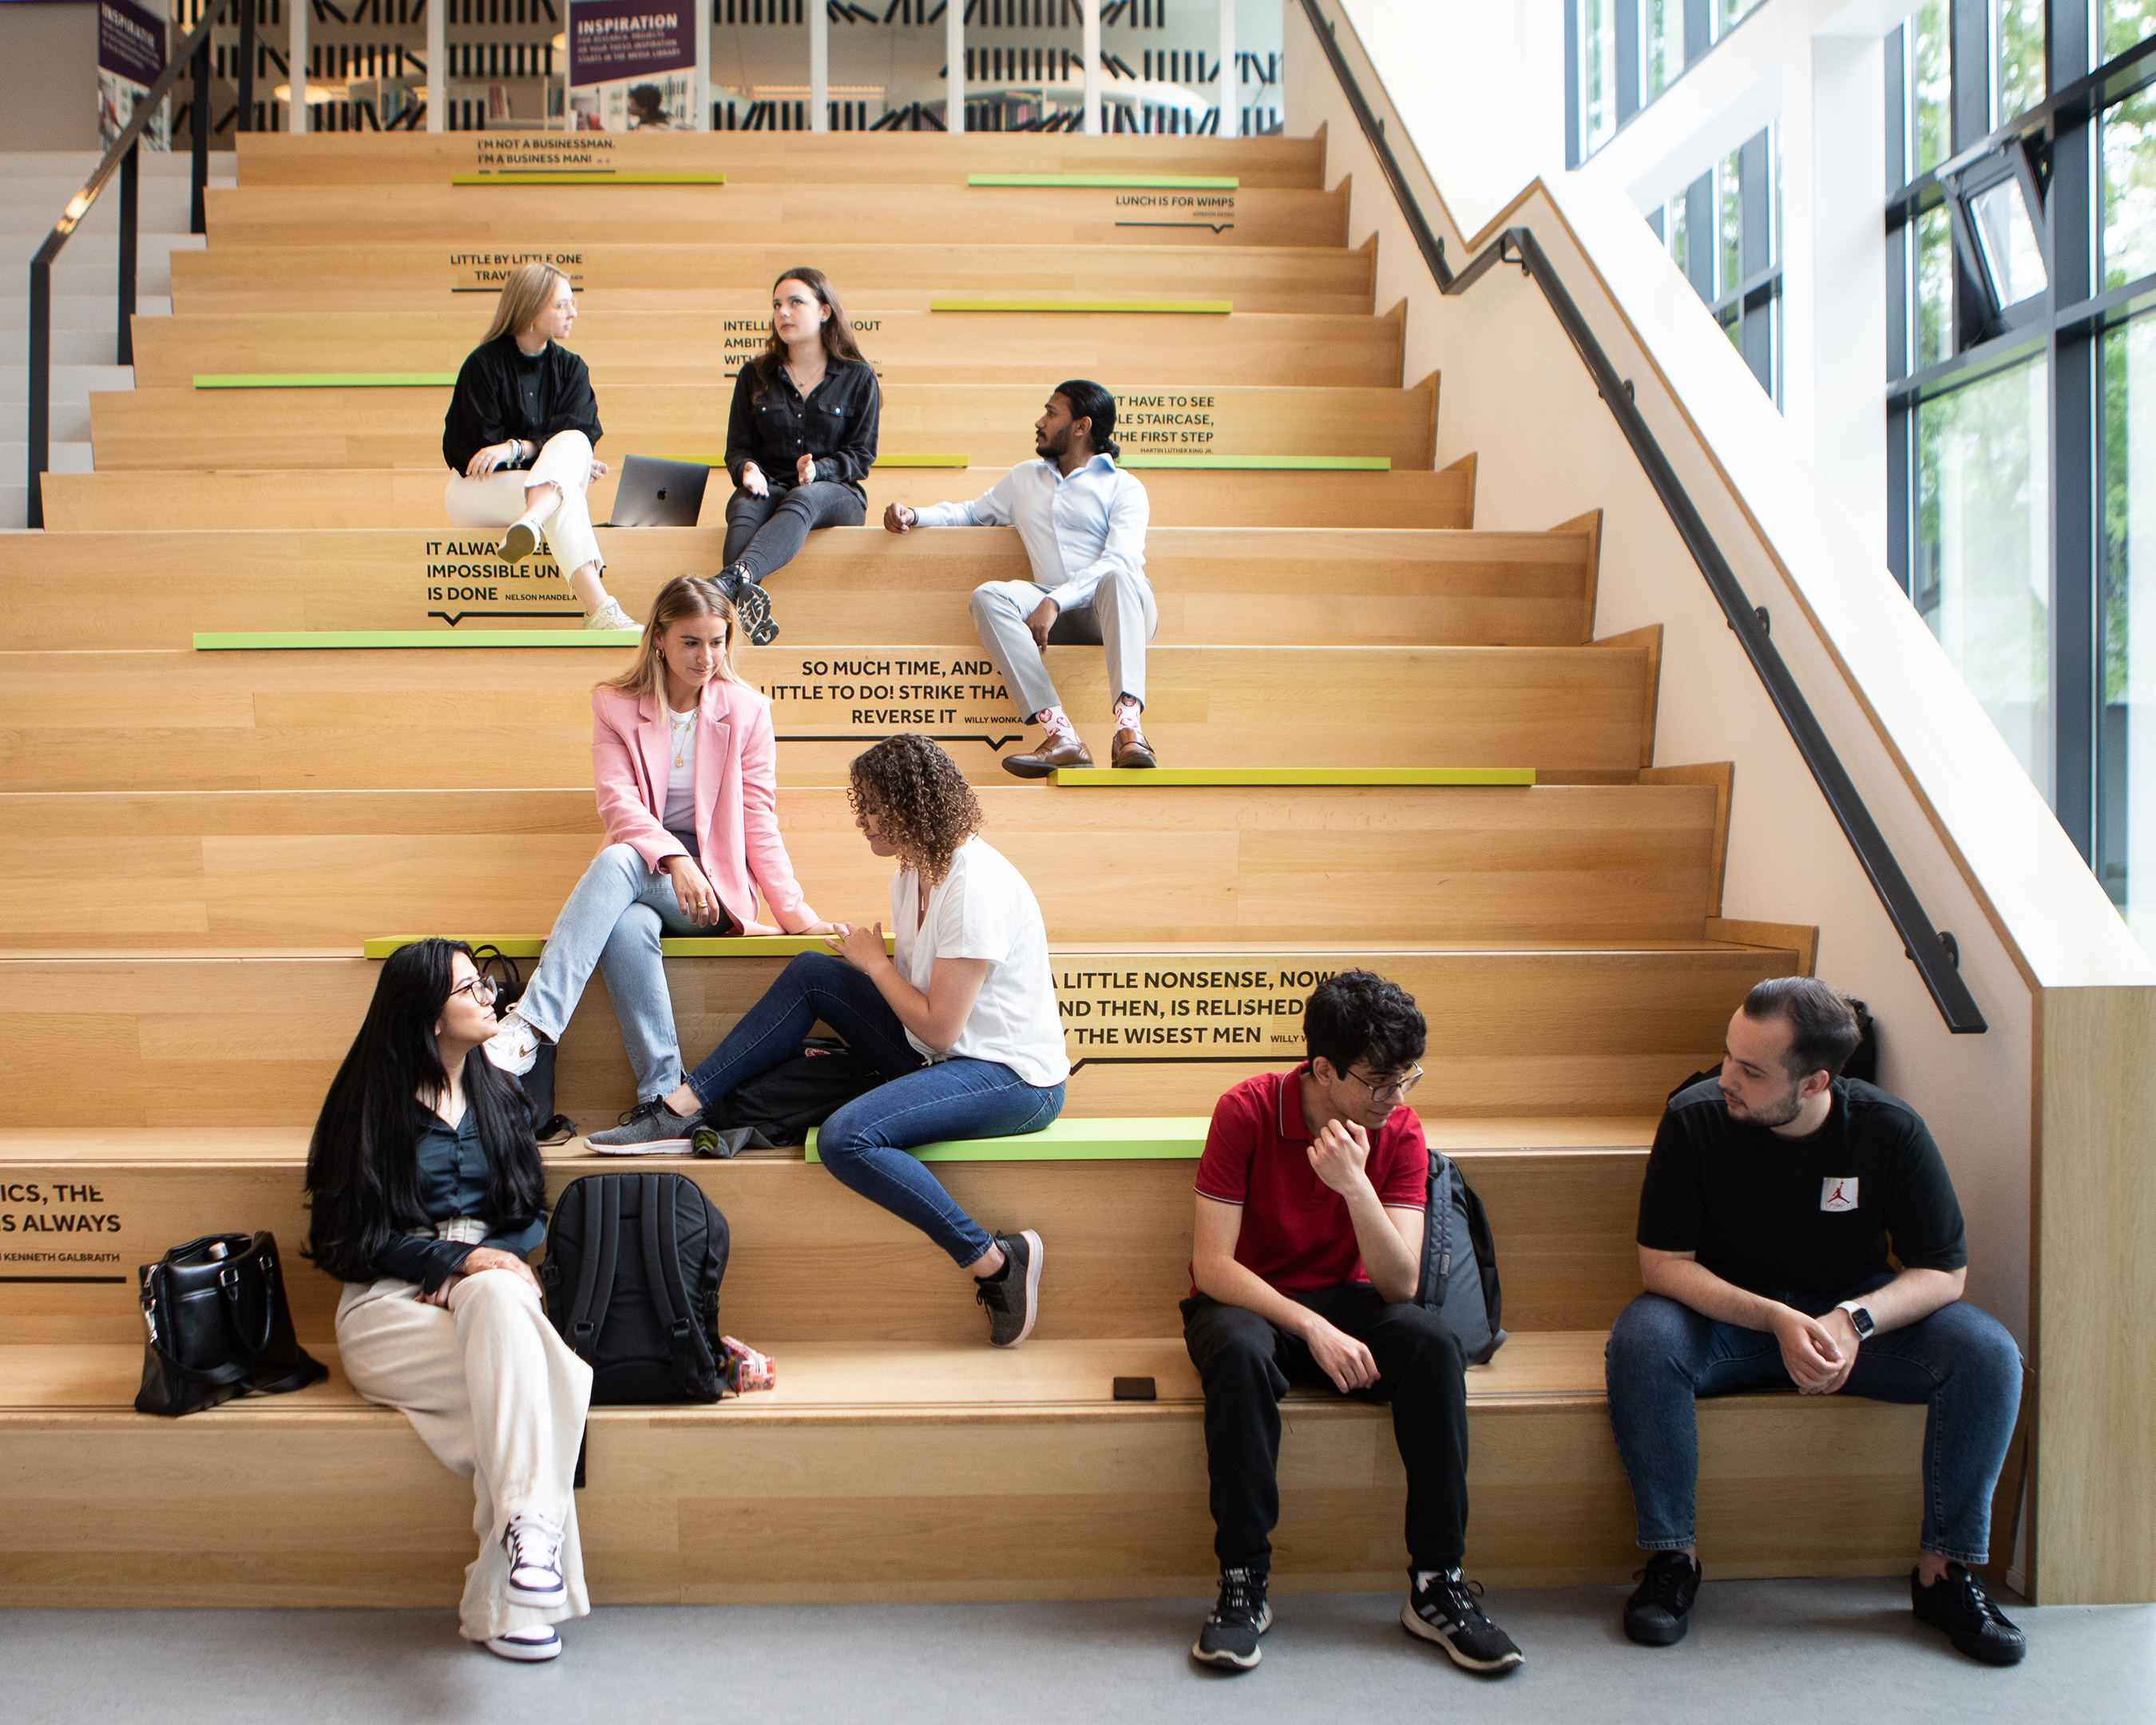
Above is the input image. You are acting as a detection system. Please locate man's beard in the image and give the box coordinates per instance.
[1036,426,1069,459]
[1722,1081,1804,1128]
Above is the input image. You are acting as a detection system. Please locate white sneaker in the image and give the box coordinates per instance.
[500,521,541,563]
[585,597,636,632]
[483,1009,541,1077]
[483,1626,561,1663]
[502,1514,566,1608]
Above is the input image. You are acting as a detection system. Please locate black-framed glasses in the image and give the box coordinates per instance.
[449,976,500,1005]
[1346,1064,1424,1105]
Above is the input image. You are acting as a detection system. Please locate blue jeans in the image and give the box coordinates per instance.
[684,953,1065,1264]
[517,843,709,1100]
[1603,1283,2023,1565]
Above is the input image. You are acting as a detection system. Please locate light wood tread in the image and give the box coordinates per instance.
[0,1333,1619,1420]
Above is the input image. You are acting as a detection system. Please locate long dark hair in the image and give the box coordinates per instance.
[1054,378,1120,461]
[305,938,546,1283]
[749,266,868,402]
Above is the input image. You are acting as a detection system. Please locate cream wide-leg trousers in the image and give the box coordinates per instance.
[443,427,605,577]
[337,1269,593,1641]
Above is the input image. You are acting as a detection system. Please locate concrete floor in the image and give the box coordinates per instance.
[4,1578,2150,1724]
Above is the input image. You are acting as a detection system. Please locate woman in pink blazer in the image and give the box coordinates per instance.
[486,575,829,1144]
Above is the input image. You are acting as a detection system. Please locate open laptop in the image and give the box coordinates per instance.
[601,454,711,527]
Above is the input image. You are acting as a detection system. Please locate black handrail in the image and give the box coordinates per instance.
[1299,0,1987,1033]
[26,2,229,530]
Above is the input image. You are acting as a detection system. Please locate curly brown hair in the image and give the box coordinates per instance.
[848,734,981,886]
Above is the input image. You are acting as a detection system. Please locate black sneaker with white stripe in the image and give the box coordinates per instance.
[1401,1567,1524,1673]
[501,1515,565,1608]
[717,564,779,647]
[1191,1566,1271,1671]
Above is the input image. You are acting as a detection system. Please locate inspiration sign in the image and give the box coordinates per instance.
[567,0,696,132]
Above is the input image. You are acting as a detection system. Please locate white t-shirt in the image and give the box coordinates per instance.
[661,702,698,831]
[891,835,1068,1088]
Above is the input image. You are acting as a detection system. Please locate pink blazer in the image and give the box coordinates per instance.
[589,678,818,934]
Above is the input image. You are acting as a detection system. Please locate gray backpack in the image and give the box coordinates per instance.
[1417,1150,1507,1363]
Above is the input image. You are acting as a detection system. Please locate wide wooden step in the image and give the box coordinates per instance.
[1,519,1588,653]
[204,182,1346,251]
[0,640,1655,790]
[88,379,1437,472]
[0,1334,1928,1602]
[37,459,1477,534]
[133,307,1406,391]
[0,942,1794,1127]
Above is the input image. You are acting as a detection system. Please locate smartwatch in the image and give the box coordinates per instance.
[1835,1299,1877,1339]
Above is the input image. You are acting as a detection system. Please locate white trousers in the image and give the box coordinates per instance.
[337,1270,594,1641]
[443,428,604,577]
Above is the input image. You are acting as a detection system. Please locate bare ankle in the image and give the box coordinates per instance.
[967,1244,1005,1280]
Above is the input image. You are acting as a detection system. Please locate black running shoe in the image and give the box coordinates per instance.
[1912,1562,2027,1665]
[973,1228,1042,1346]
[1623,1549,1702,1645]
[1401,1568,1524,1674]
[717,563,779,646]
[1191,1566,1270,1671]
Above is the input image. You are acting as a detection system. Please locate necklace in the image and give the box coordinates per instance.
[668,707,695,769]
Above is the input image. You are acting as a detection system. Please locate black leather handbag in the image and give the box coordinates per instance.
[134,1231,327,1417]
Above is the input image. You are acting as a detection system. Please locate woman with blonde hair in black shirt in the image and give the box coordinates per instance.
[443,261,632,631]
[714,266,881,646]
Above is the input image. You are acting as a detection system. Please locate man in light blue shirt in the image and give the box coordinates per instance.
[884,379,1157,777]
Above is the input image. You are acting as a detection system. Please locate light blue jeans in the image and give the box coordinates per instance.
[517,843,708,1100]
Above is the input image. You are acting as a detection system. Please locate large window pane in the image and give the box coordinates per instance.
[1912,0,1952,177]
[2102,0,2156,64]
[1582,0,1617,155]
[2099,314,2156,956]
[1916,358,2053,801]
[1971,177,2049,304]
[2102,89,2156,291]
[1719,141,1743,295]
[1916,202,1956,367]
[1995,0,2045,125]
[1643,0,1683,103]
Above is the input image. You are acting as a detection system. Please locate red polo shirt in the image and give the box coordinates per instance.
[1192,1065,1429,1293]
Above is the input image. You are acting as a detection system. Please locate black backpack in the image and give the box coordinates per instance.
[697,1037,886,1152]
[539,1172,728,1403]
[1417,1151,1507,1364]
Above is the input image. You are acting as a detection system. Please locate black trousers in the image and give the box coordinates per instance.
[1181,1287,1469,1574]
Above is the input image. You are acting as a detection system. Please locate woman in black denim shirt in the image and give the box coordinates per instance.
[715,266,880,646]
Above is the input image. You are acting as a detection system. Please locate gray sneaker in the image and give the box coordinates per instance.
[586,1095,703,1154]
[974,1228,1043,1346]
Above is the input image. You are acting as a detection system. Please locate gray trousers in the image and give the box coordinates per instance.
[723,480,866,580]
[968,565,1159,719]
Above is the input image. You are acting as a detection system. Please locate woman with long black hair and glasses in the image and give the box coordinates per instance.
[713,266,881,647]
[305,938,590,1665]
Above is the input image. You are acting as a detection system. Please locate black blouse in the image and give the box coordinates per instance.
[363,1101,547,1291]
[442,335,603,474]
[724,356,880,496]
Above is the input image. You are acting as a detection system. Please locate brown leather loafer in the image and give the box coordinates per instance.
[1112,728,1159,769]
[1002,734,1093,779]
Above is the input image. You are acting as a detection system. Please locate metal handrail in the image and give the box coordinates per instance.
[26,2,230,530]
[1299,0,1986,1033]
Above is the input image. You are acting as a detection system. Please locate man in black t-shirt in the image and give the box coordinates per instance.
[1605,977,2027,1665]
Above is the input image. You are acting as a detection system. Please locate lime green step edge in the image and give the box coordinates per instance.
[1119,454,1393,471]
[194,373,456,389]
[363,934,891,960]
[195,630,640,650]
[450,172,728,185]
[662,453,969,468]
[929,299,1231,315]
[806,1116,1207,1164]
[967,174,1237,189]
[1051,767,1537,788]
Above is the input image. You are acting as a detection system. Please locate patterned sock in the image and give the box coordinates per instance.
[1035,705,1076,743]
[1112,695,1143,735]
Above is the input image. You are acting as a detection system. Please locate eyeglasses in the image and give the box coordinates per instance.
[1345,1064,1423,1105]
[449,976,500,1005]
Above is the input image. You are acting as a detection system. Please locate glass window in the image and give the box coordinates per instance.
[1718,0,1765,34]
[1916,202,1956,367]
[2102,0,2156,64]
[1643,0,1683,103]
[1916,357,2054,802]
[1995,0,2046,125]
[1668,186,1692,288]
[1582,0,1618,156]
[2102,88,2156,291]
[2099,311,2156,956]
[1720,142,1744,295]
[1912,0,1952,179]
[1970,177,2049,305]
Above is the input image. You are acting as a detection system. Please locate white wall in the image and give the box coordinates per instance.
[0,3,100,153]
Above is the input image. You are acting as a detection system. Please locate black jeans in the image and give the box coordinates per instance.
[1181,1286,1470,1574]
[722,480,866,581]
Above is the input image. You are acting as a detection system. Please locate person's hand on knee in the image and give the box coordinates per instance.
[1026,594,1059,649]
[740,462,770,499]
[458,1247,543,1297]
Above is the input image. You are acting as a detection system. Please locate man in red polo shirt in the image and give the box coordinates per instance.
[1182,970,1524,1677]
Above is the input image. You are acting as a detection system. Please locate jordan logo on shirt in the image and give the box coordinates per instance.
[1820,1177,1860,1212]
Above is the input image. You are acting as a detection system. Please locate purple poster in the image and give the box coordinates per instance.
[97,0,168,151]
[567,1,696,131]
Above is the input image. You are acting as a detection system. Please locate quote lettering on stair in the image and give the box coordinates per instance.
[0,1180,125,1281]
[760,658,1026,751]
[1056,968,1334,1078]
[1113,391,1215,450]
[422,539,583,625]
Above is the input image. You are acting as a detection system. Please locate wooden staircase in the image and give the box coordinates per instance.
[0,127,1942,1608]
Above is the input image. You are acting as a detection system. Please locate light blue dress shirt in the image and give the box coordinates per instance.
[912,453,1149,609]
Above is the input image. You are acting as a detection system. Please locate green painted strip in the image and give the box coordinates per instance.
[364,934,892,960]
[193,372,456,389]
[194,630,640,650]
[807,1116,1207,1164]
[1049,767,1537,788]
[929,299,1231,315]
[450,171,728,184]
[872,454,971,467]
[967,173,1237,189]
[1119,454,1393,471]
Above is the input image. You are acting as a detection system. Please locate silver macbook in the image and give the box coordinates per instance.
[602,454,711,527]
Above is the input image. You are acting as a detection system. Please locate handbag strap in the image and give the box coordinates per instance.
[219,1256,277,1356]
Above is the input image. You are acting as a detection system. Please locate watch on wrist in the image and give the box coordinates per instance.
[1836,1300,1877,1339]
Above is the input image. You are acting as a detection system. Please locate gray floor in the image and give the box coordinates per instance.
[4,1579,2150,1723]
